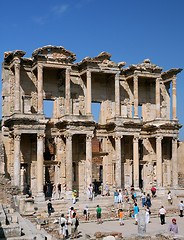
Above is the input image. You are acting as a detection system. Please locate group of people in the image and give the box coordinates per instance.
[59,207,79,239]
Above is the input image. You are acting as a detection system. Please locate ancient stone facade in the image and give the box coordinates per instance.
[1,45,183,198]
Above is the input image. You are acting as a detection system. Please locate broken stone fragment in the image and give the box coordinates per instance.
[118,62,126,68]
[144,59,150,63]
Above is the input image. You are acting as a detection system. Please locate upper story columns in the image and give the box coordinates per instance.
[115,72,120,116]
[65,68,71,115]
[156,78,161,118]
[37,65,43,114]
[133,75,138,118]
[86,70,92,115]
[14,61,21,113]
[172,76,177,120]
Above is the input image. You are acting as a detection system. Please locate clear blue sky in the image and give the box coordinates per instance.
[0,0,184,140]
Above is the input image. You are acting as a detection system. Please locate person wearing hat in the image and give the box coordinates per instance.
[83,205,89,221]
[168,218,178,233]
[72,190,77,204]
[59,213,67,239]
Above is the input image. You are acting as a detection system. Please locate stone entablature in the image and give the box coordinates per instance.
[1,45,183,198]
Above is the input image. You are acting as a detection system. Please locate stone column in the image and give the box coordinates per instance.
[156,136,163,187]
[133,136,139,188]
[86,70,91,115]
[156,78,161,118]
[14,63,21,112]
[37,65,43,114]
[172,76,177,120]
[134,75,138,118]
[115,72,120,116]
[86,135,92,189]
[65,134,72,191]
[115,136,122,188]
[14,133,21,186]
[65,68,71,115]
[172,137,178,188]
[37,134,44,194]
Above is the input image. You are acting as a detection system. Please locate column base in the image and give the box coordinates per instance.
[35,192,45,202]
[65,191,73,200]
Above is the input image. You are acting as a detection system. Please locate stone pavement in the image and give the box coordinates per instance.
[77,215,184,239]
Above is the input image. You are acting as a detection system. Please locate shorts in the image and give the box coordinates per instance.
[118,197,123,203]
[97,213,101,219]
[135,214,138,222]
[71,227,78,235]
[114,196,118,203]
[119,218,123,223]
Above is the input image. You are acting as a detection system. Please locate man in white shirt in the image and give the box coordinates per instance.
[158,206,166,225]
[59,213,67,240]
[179,200,183,217]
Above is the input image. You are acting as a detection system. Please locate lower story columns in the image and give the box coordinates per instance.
[133,136,139,189]
[86,135,92,189]
[37,134,44,196]
[14,133,21,186]
[65,134,73,193]
[172,137,178,188]
[156,136,163,188]
[115,136,122,188]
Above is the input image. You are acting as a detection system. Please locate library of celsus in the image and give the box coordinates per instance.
[1,45,183,199]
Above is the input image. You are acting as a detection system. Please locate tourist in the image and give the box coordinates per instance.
[168,218,178,234]
[179,200,183,217]
[99,184,103,196]
[145,206,150,224]
[88,183,93,200]
[130,186,134,195]
[72,190,77,204]
[68,207,72,223]
[47,199,52,217]
[96,205,102,224]
[52,184,56,200]
[168,191,172,205]
[146,193,151,208]
[151,186,156,198]
[104,183,109,196]
[124,189,129,202]
[132,190,137,203]
[83,205,89,221]
[59,213,67,240]
[118,190,123,207]
[26,185,32,198]
[158,206,166,225]
[71,212,79,239]
[140,191,146,208]
[65,217,69,238]
[70,207,75,219]
[133,203,139,225]
[57,183,61,200]
[114,189,119,205]
[119,209,124,225]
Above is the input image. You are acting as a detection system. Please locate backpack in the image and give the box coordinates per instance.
[61,222,65,227]
[75,218,79,228]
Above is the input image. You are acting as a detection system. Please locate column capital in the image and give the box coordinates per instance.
[37,133,44,140]
[86,134,93,141]
[156,77,162,82]
[114,135,123,140]
[156,135,163,141]
[14,62,20,70]
[172,137,178,143]
[133,136,139,143]
[14,133,21,141]
[65,133,72,141]
[37,64,43,71]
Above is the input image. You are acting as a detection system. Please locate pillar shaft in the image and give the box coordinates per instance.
[133,137,139,188]
[65,68,70,115]
[14,63,21,112]
[172,137,178,187]
[115,72,120,116]
[86,70,91,115]
[86,135,92,188]
[14,133,21,186]
[156,136,163,187]
[66,135,72,191]
[37,65,43,114]
[134,75,138,118]
[156,78,161,118]
[115,136,122,188]
[37,134,44,193]
[172,76,177,119]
